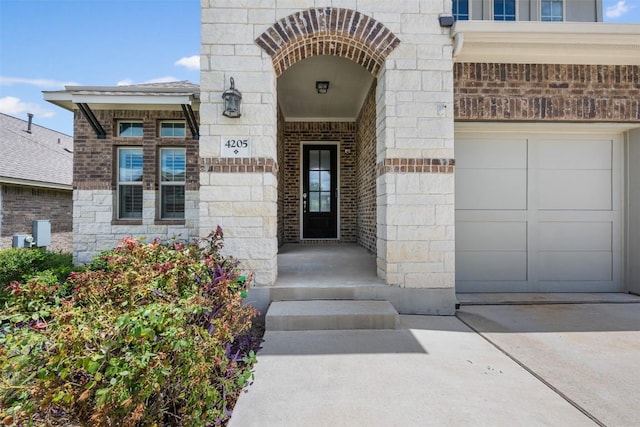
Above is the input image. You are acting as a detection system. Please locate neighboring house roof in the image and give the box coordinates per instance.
[44,81,200,111]
[0,113,73,190]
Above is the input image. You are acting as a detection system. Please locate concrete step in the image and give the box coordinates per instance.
[265,300,400,331]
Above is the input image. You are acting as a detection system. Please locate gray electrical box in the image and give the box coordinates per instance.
[12,234,34,248]
[33,220,51,247]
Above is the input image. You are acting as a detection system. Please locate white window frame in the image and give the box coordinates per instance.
[159,147,186,220]
[452,0,470,21]
[159,121,187,138]
[493,0,517,21]
[540,0,564,21]
[117,120,144,137]
[117,147,143,219]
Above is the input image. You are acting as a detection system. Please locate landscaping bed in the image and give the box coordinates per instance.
[1,228,261,426]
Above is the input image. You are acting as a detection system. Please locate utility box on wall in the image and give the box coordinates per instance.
[12,234,34,248]
[33,220,51,247]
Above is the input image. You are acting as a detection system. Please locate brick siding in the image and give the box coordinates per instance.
[282,122,357,243]
[356,82,377,254]
[1,184,72,236]
[454,63,640,121]
[255,7,400,77]
[73,109,199,191]
[277,108,286,246]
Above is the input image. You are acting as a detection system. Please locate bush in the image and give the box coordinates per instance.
[0,248,73,303]
[0,228,260,426]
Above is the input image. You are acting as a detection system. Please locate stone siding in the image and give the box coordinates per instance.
[202,1,457,309]
[282,122,357,243]
[73,189,199,264]
[0,184,72,236]
[454,63,640,121]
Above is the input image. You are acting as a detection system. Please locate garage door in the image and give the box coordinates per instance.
[456,132,623,292]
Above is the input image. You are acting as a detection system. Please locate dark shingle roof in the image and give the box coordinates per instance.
[0,113,73,188]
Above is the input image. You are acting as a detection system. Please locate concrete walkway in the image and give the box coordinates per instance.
[229,301,640,426]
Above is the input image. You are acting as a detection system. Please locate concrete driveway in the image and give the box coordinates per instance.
[230,301,640,426]
[457,302,640,427]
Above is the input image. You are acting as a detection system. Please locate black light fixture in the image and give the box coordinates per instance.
[439,15,455,27]
[222,77,242,118]
[315,81,330,94]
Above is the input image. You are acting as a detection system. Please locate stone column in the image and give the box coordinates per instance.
[375,1,457,312]
[200,3,278,286]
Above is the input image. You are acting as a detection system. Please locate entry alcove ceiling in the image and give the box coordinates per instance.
[277,55,375,122]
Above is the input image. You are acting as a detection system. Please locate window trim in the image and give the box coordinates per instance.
[540,0,564,22]
[159,147,186,220]
[159,121,187,138]
[117,120,144,138]
[116,147,144,220]
[493,0,517,21]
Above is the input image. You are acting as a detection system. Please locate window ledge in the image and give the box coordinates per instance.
[112,219,143,226]
[154,219,186,225]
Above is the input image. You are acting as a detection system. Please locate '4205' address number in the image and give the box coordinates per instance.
[225,139,248,148]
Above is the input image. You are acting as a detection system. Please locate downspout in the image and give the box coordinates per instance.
[452,32,464,60]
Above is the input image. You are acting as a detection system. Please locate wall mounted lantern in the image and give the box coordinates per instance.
[439,15,455,27]
[222,77,242,118]
[315,81,330,94]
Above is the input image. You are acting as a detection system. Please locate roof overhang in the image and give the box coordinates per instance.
[0,177,72,191]
[451,22,640,65]
[43,86,200,112]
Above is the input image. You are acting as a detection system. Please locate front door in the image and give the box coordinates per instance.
[302,144,338,239]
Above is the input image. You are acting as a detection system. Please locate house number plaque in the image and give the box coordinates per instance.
[221,138,251,158]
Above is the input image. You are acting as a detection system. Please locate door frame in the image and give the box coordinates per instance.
[299,141,341,240]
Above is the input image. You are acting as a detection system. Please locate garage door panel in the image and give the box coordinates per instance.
[538,170,612,210]
[538,222,612,251]
[456,138,527,168]
[456,251,527,281]
[538,252,612,281]
[457,221,527,251]
[456,169,527,210]
[455,131,621,293]
[536,139,612,170]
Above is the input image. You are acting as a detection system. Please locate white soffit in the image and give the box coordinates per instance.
[451,22,640,65]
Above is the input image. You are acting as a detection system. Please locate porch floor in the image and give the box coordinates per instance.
[275,243,385,287]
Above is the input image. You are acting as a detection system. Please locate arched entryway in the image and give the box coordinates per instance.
[255,8,400,281]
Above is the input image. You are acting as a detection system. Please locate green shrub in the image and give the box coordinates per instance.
[0,248,73,305]
[0,248,46,286]
[0,228,259,426]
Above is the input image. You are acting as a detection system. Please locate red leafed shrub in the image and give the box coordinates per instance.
[1,227,260,426]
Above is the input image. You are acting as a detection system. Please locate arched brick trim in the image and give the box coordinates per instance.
[255,7,400,77]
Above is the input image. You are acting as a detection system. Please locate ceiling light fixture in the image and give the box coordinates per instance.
[315,81,330,94]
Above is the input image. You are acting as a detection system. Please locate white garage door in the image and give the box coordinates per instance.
[456,132,623,293]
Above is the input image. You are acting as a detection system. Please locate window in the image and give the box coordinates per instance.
[160,148,186,219]
[452,0,469,21]
[118,121,143,137]
[160,122,186,138]
[494,0,516,21]
[541,0,563,21]
[117,148,143,219]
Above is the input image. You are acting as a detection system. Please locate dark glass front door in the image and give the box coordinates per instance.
[302,145,338,239]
